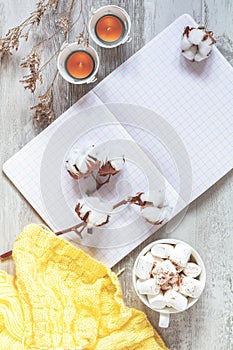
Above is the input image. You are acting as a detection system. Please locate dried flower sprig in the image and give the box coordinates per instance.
[20,49,42,93]
[31,88,56,126]
[0,0,59,57]
[0,0,88,128]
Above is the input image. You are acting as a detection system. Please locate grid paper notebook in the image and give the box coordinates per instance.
[3,14,233,267]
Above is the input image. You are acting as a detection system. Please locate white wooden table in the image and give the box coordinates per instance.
[0,1,232,349]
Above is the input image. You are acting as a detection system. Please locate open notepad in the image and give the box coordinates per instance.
[3,14,233,266]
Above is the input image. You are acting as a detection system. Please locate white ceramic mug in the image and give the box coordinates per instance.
[132,239,206,328]
[57,42,99,84]
[89,5,131,48]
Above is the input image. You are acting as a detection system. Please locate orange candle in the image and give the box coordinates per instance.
[95,15,124,43]
[65,51,95,79]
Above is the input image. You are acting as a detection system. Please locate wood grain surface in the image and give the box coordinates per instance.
[0,1,232,349]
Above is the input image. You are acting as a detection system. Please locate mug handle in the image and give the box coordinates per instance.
[159,313,170,328]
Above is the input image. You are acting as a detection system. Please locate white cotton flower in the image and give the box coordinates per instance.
[90,144,125,176]
[75,197,112,228]
[194,53,207,62]
[141,206,171,225]
[140,189,165,208]
[182,45,197,61]
[66,145,98,179]
[181,26,216,62]
[180,34,192,51]
[198,36,212,56]
[110,158,125,172]
[188,28,204,45]
[130,190,172,225]
[66,144,125,181]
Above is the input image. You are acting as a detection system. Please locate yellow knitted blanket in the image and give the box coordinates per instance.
[0,224,167,350]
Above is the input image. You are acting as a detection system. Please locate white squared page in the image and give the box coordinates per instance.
[3,91,184,266]
[93,14,233,201]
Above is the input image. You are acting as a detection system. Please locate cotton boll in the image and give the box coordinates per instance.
[141,206,171,225]
[182,45,197,61]
[140,189,165,208]
[188,28,204,45]
[86,211,109,227]
[66,146,97,178]
[91,144,125,171]
[181,26,215,63]
[75,197,112,227]
[198,38,212,57]
[194,52,207,62]
[181,34,192,51]
[141,206,164,224]
[110,158,125,171]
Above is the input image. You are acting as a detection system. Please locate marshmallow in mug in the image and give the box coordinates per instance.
[137,279,160,295]
[152,259,178,285]
[147,292,166,309]
[151,243,174,259]
[144,251,157,263]
[165,289,188,311]
[135,241,204,313]
[135,255,154,280]
[169,243,192,268]
[183,262,201,278]
[179,275,203,298]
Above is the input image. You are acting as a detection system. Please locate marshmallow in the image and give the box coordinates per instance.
[147,292,166,309]
[152,259,177,285]
[151,243,174,259]
[151,244,167,258]
[183,262,201,278]
[169,243,192,268]
[153,256,164,265]
[165,290,188,311]
[164,244,175,257]
[144,252,163,267]
[137,279,160,295]
[151,243,174,258]
[144,252,156,263]
[179,276,203,298]
[135,256,154,280]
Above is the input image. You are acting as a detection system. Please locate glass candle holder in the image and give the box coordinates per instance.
[57,42,99,84]
[89,5,131,48]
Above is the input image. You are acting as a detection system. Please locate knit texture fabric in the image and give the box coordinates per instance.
[0,224,168,350]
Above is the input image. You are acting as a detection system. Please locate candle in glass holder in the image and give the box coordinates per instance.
[95,15,124,43]
[65,51,95,79]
